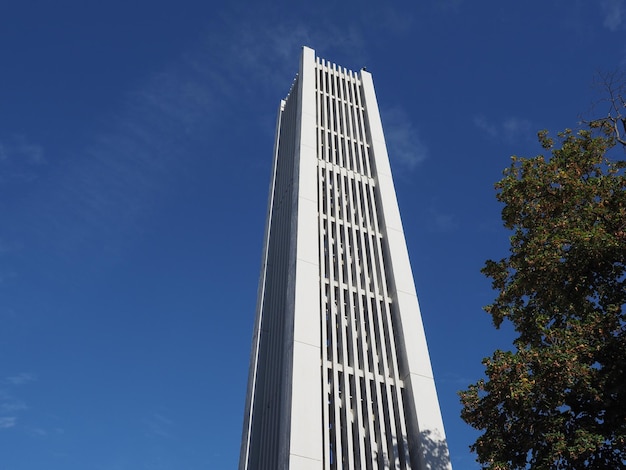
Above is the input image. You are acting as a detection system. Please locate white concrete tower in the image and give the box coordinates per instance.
[240,46,452,470]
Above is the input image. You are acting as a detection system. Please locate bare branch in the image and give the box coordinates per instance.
[583,70,626,148]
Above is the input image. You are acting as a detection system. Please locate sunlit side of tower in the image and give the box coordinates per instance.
[240,46,451,470]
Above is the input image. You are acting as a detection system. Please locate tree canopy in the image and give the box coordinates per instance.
[459,126,626,469]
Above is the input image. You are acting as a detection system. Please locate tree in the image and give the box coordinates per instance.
[586,70,626,148]
[459,127,626,469]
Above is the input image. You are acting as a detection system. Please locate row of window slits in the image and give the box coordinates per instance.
[315,59,372,177]
[247,80,300,469]
[315,59,413,469]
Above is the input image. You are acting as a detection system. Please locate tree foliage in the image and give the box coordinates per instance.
[459,127,626,469]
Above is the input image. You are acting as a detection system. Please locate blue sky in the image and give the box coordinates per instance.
[1,1,625,468]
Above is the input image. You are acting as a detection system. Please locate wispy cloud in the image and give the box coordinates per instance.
[0,136,44,165]
[20,48,224,257]
[0,136,45,186]
[195,15,368,100]
[0,416,17,429]
[16,138,44,164]
[368,6,414,35]
[24,425,63,438]
[2,9,396,263]
[145,412,174,439]
[436,0,464,13]
[0,400,27,413]
[473,115,498,138]
[502,116,533,141]
[473,114,533,143]
[21,12,375,260]
[0,373,37,431]
[4,372,36,386]
[382,107,429,170]
[600,0,625,31]
[429,211,458,233]
[26,426,48,437]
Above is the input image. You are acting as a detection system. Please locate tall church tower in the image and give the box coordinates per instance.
[240,46,451,470]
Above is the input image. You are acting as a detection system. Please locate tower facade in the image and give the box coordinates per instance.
[240,47,451,470]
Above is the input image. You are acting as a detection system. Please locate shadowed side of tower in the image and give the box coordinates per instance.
[240,46,452,470]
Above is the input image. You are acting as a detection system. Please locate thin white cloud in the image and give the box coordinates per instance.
[21,48,224,256]
[5,373,36,386]
[502,116,533,141]
[16,137,44,164]
[0,416,17,429]
[26,426,48,437]
[473,114,533,143]
[429,211,458,233]
[1,11,393,261]
[0,136,44,165]
[145,412,174,438]
[473,115,498,138]
[0,376,55,437]
[26,13,369,259]
[197,17,367,99]
[600,0,625,31]
[1,401,27,413]
[0,136,45,187]
[0,373,37,432]
[382,107,429,169]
